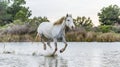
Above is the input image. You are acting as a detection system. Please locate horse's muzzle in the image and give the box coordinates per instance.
[71,26,75,30]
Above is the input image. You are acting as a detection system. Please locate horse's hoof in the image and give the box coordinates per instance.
[44,44,47,50]
[60,49,64,53]
[44,47,46,50]
[51,54,54,57]
[49,53,55,57]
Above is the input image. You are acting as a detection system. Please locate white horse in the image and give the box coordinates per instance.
[35,14,75,56]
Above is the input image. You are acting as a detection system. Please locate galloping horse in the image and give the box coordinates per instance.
[35,14,75,55]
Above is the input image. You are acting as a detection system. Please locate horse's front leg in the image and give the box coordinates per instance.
[60,36,68,53]
[41,38,47,50]
[52,38,58,55]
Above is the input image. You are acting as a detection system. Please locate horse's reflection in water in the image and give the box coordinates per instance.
[44,56,68,67]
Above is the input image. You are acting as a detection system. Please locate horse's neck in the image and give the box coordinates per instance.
[59,21,66,33]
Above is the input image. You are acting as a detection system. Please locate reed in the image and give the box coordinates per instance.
[96,32,120,42]
[0,34,33,42]
[0,32,120,42]
[85,32,96,42]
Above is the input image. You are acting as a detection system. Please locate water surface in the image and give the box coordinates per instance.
[0,42,120,67]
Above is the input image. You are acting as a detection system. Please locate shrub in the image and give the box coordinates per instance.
[0,35,20,42]
[66,28,87,42]
[85,32,96,42]
[112,26,120,33]
[0,34,34,42]
[20,34,33,42]
[98,25,112,33]
[96,32,120,42]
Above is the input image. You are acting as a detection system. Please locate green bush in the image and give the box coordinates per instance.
[98,25,112,33]
[112,26,120,33]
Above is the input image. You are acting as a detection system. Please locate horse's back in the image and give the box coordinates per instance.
[37,22,53,37]
[38,22,52,27]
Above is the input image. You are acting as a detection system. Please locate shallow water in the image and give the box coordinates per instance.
[0,42,120,67]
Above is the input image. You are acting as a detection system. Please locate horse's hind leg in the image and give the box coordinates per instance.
[47,40,52,49]
[41,38,47,50]
[35,33,46,50]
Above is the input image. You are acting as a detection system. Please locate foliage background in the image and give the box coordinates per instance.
[1,0,120,42]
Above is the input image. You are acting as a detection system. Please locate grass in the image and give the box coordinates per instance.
[0,34,34,42]
[66,31,120,42]
[0,32,120,42]
[96,32,120,42]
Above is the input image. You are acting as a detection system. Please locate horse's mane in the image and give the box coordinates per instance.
[53,17,65,25]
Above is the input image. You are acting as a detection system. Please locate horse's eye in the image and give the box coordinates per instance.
[67,20,70,21]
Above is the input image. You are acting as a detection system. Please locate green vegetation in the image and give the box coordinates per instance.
[0,1,120,42]
[98,5,120,25]
[66,31,120,42]
[74,16,93,31]
[0,0,31,26]
[74,16,93,27]
[0,1,11,26]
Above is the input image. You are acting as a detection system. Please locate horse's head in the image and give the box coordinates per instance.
[65,14,75,30]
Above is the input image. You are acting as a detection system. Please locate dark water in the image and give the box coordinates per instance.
[0,42,120,67]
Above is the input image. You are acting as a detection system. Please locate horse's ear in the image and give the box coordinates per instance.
[66,14,68,17]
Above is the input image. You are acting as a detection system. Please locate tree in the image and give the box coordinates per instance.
[74,16,93,27]
[73,16,93,31]
[0,0,31,26]
[14,7,31,21]
[0,1,12,26]
[28,16,49,26]
[7,0,31,22]
[98,5,120,25]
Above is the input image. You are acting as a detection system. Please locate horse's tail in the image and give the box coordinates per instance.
[35,33,39,41]
[35,33,41,41]
[31,33,39,45]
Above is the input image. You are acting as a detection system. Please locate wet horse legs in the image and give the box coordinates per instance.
[52,39,58,55]
[60,44,68,53]
[60,36,68,53]
[35,33,46,50]
[41,38,46,50]
[47,40,52,48]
